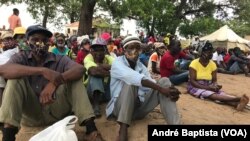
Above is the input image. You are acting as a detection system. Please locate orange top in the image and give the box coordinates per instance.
[150,53,158,62]
[108,45,117,53]
[8,14,21,30]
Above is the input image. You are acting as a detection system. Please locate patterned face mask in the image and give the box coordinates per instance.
[2,40,17,51]
[29,42,48,57]
[125,48,141,63]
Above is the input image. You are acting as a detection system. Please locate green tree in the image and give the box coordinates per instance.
[2,0,249,37]
[25,0,58,28]
[179,17,224,37]
[101,0,225,35]
[226,0,250,37]
[60,0,81,23]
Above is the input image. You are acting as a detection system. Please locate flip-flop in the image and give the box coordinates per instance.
[245,103,250,110]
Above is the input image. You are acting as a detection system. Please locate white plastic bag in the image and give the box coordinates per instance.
[29,115,78,141]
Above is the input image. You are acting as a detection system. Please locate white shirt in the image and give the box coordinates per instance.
[0,47,19,87]
[106,56,156,117]
[212,52,223,65]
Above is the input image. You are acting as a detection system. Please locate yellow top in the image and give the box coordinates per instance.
[189,58,217,80]
[83,54,114,85]
[163,37,170,45]
[48,45,55,52]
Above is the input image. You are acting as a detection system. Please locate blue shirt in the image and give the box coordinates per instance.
[106,55,156,117]
[139,53,150,66]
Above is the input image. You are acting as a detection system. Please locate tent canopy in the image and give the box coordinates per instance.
[200,25,250,51]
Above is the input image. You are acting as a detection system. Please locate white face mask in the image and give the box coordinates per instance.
[56,43,65,48]
[56,38,65,48]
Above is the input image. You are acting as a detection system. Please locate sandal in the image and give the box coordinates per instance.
[245,103,250,110]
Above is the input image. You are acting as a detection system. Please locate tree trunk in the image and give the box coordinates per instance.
[70,12,75,23]
[78,0,96,36]
[150,16,156,36]
[145,22,150,36]
[42,5,49,28]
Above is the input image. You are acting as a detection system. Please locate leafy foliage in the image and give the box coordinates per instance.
[2,0,250,37]
[179,17,224,37]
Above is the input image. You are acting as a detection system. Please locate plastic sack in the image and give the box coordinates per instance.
[29,115,78,141]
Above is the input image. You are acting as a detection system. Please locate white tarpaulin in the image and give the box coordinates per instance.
[200,25,250,51]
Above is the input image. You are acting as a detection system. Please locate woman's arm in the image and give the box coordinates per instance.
[211,70,217,84]
[211,70,222,90]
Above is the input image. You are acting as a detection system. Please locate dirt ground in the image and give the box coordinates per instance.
[1,73,250,141]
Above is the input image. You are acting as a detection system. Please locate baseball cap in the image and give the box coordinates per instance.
[91,38,107,48]
[13,27,26,38]
[26,25,52,39]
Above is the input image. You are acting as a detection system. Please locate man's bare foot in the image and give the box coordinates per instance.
[236,95,249,111]
[84,131,105,141]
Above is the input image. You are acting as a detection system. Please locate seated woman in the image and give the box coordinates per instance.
[187,42,249,111]
[147,42,166,80]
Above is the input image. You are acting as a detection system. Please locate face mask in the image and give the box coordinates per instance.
[2,40,16,51]
[125,48,141,62]
[158,48,166,56]
[29,42,48,57]
[56,43,65,48]
[56,38,65,48]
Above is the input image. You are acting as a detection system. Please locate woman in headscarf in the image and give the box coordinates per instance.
[187,41,249,111]
[147,42,166,80]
